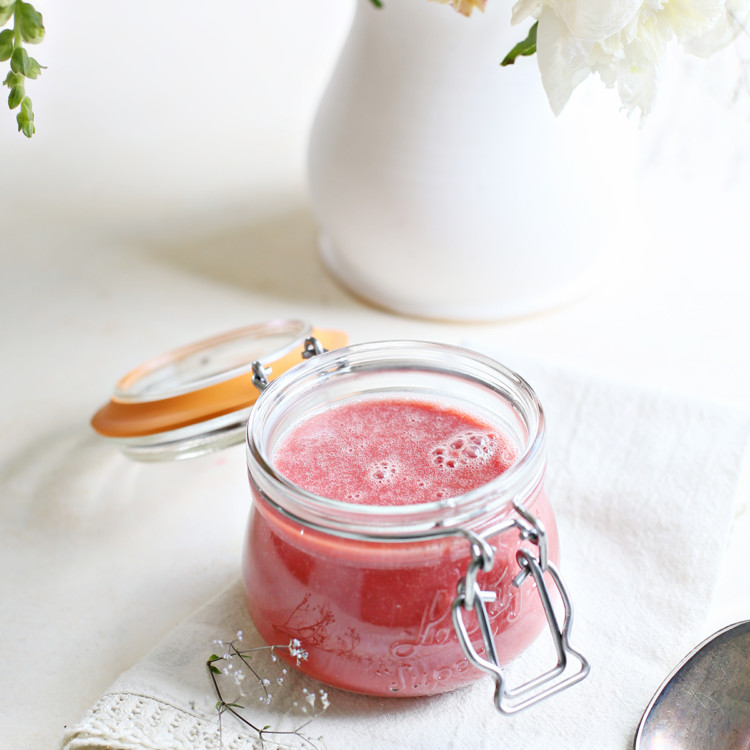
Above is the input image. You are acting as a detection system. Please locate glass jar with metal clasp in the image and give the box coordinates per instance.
[243,337,589,712]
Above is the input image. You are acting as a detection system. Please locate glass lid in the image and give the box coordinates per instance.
[91,319,347,462]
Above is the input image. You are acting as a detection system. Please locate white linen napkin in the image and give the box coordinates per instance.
[62,355,750,750]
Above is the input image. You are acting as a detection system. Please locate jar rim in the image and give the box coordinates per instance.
[246,340,547,539]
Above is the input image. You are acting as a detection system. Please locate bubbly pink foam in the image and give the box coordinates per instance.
[272,397,518,506]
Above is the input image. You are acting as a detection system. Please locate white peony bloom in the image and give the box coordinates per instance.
[513,0,750,115]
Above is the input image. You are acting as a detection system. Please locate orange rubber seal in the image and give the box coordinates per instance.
[91,327,348,439]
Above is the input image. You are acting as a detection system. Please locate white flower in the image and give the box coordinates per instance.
[513,0,750,114]
[288,638,309,665]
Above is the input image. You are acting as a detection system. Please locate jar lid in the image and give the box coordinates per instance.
[91,319,348,461]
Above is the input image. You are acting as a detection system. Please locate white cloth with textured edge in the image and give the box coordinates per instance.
[62,357,750,750]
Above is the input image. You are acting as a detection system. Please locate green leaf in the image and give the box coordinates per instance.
[209,665,222,674]
[0,28,13,61]
[25,55,42,79]
[8,82,23,108]
[16,1,44,44]
[208,654,222,662]
[3,70,22,87]
[501,22,538,66]
[10,46,30,75]
[369,0,383,6]
[16,102,34,137]
[0,5,14,25]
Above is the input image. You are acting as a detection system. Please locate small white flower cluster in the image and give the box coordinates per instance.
[294,688,330,714]
[287,638,309,666]
[208,634,329,749]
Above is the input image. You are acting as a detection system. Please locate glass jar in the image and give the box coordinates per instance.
[243,340,588,712]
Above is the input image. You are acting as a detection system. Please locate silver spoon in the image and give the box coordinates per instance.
[634,620,750,749]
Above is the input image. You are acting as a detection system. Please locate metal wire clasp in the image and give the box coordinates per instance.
[251,336,327,392]
[452,501,589,714]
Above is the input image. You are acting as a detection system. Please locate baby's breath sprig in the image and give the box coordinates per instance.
[0,0,44,137]
[207,635,328,749]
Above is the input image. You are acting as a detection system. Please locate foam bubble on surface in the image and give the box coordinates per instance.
[369,460,399,482]
[431,431,497,469]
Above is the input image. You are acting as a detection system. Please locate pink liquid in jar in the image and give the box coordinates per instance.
[243,394,559,697]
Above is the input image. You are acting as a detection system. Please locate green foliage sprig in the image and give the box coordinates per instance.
[0,0,44,137]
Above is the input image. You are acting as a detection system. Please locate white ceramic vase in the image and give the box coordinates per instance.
[307,0,637,321]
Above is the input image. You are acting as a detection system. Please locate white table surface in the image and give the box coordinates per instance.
[1,1,749,747]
